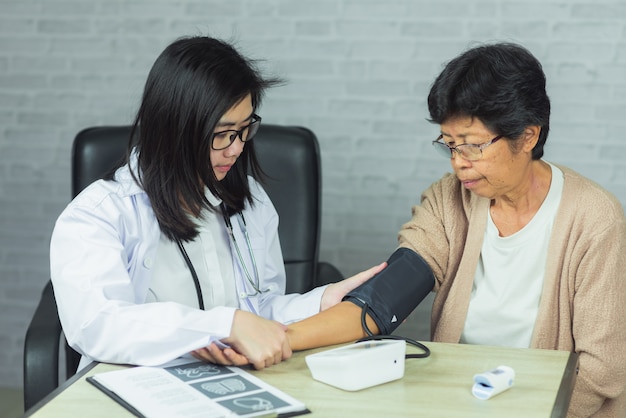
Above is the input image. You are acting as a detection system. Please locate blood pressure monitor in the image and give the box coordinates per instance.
[305,340,406,391]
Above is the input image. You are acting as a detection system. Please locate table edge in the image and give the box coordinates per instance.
[550,351,578,418]
[24,361,98,417]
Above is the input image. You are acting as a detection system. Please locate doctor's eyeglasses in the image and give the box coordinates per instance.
[211,114,262,150]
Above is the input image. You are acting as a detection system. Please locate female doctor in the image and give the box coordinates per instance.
[50,36,383,371]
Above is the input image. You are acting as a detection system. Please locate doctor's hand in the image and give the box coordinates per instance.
[191,343,248,367]
[319,262,387,311]
[193,310,292,370]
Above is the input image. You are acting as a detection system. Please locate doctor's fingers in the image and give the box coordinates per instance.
[320,261,387,311]
[225,311,291,368]
[191,344,248,366]
[221,346,250,365]
[191,348,220,364]
[272,333,293,366]
[190,346,225,365]
[248,345,287,370]
[253,350,285,370]
[348,261,387,287]
[248,328,293,370]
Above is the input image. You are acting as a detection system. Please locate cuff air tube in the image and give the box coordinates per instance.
[343,247,435,335]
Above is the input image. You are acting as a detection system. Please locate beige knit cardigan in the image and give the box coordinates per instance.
[398,165,626,417]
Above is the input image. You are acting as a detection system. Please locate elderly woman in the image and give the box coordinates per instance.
[280,43,626,417]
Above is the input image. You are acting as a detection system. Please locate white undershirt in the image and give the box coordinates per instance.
[147,196,238,310]
[460,162,563,348]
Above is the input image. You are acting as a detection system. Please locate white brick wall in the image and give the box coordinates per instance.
[1,0,625,390]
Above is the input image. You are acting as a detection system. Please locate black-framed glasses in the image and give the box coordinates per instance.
[432,134,503,161]
[211,114,262,150]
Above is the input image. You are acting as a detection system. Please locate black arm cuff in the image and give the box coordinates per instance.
[343,247,435,335]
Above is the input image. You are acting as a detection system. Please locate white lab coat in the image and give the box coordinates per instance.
[50,160,326,368]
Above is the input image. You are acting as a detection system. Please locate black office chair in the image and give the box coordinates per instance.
[23,124,343,411]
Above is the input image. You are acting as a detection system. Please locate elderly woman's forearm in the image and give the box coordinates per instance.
[286,301,380,351]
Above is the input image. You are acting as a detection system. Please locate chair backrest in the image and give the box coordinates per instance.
[72,124,322,293]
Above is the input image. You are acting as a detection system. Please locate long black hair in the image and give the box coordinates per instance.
[427,42,550,160]
[109,36,281,241]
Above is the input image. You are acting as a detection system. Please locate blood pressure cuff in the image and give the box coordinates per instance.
[343,247,435,335]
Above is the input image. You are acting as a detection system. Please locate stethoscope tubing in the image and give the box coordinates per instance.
[175,203,268,310]
[221,203,268,297]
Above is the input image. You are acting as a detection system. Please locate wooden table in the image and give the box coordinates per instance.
[27,341,577,417]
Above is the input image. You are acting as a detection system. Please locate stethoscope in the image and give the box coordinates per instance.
[175,203,268,310]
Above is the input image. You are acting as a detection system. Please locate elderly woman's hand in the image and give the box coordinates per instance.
[319,262,387,311]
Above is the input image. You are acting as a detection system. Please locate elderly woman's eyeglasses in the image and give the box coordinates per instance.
[212,114,262,150]
[432,134,503,161]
